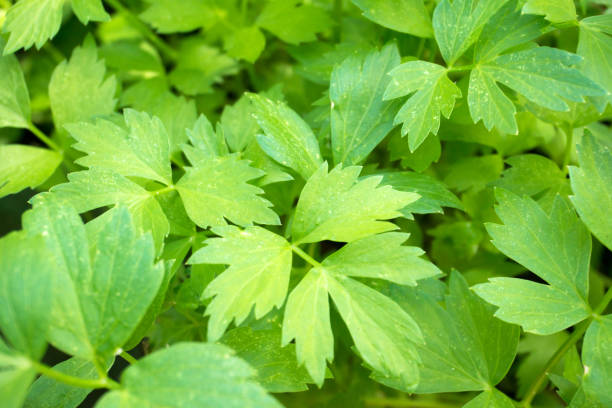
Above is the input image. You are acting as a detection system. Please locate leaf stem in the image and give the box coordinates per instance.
[31,360,120,390]
[364,397,459,408]
[561,124,574,175]
[119,350,138,365]
[150,185,176,196]
[521,286,612,407]
[44,41,65,64]
[291,244,322,268]
[28,122,60,152]
[103,0,177,61]
[448,64,474,72]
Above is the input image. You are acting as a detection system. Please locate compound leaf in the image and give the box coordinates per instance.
[188,226,292,341]
[473,189,591,334]
[291,163,418,244]
[330,43,401,165]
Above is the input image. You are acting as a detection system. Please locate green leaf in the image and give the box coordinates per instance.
[351,0,432,37]
[379,171,463,215]
[443,154,503,192]
[468,66,518,135]
[176,155,279,228]
[330,43,401,165]
[471,47,604,120]
[463,389,515,408]
[433,0,507,64]
[223,26,266,63]
[522,0,576,23]
[23,198,164,362]
[188,225,291,341]
[49,36,116,139]
[140,0,212,33]
[0,145,62,199]
[96,343,281,408]
[24,357,110,408]
[256,0,333,45]
[249,93,323,180]
[327,273,423,389]
[169,38,237,96]
[321,232,441,285]
[50,168,170,253]
[2,0,64,54]
[379,272,520,393]
[68,109,172,185]
[569,133,612,251]
[182,114,228,164]
[220,93,260,152]
[0,43,31,128]
[384,61,461,151]
[581,316,612,406]
[0,232,55,359]
[221,327,314,393]
[282,268,333,387]
[473,190,591,334]
[291,163,418,244]
[578,15,612,111]
[71,0,109,25]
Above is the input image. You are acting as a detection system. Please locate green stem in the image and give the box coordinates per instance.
[448,64,474,72]
[119,351,138,365]
[364,397,459,408]
[333,0,342,42]
[521,286,612,407]
[28,122,60,152]
[103,0,177,61]
[415,37,426,59]
[31,361,120,390]
[44,42,65,64]
[291,244,322,268]
[561,124,574,174]
[150,185,176,196]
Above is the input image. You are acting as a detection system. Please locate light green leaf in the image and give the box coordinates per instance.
[463,389,515,408]
[291,163,418,244]
[188,226,291,341]
[220,93,260,152]
[168,37,237,96]
[351,0,432,37]
[24,357,112,408]
[176,155,279,228]
[0,44,31,128]
[379,272,520,393]
[2,0,64,54]
[68,109,172,185]
[330,43,401,165]
[140,0,212,33]
[182,114,228,164]
[49,36,116,139]
[223,26,266,63]
[569,133,612,251]
[468,66,518,135]
[581,315,612,406]
[71,0,109,25]
[23,198,164,362]
[221,327,314,393]
[321,232,441,285]
[282,268,333,387]
[0,346,36,408]
[256,0,333,45]
[443,154,503,192]
[50,168,170,253]
[578,15,612,111]
[249,93,322,180]
[433,0,507,64]
[96,343,281,408]
[522,0,576,23]
[379,171,463,215]
[0,145,61,199]
[473,190,591,334]
[327,273,423,389]
[384,61,461,151]
[0,232,54,359]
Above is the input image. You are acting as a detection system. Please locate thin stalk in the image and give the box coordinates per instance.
[150,185,176,196]
[364,397,459,408]
[415,37,426,59]
[291,244,322,268]
[43,42,65,64]
[103,0,177,61]
[119,351,138,365]
[333,0,342,42]
[28,122,60,152]
[31,361,120,390]
[561,124,574,174]
[448,64,474,72]
[521,286,612,407]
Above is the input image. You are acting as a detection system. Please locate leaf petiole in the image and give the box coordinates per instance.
[31,360,121,390]
[291,244,322,268]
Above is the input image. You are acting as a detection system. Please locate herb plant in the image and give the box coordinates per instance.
[0,0,611,407]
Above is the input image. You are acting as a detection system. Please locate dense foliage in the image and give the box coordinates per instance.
[0,0,611,407]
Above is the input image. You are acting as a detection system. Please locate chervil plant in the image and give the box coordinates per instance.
[0,0,611,407]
